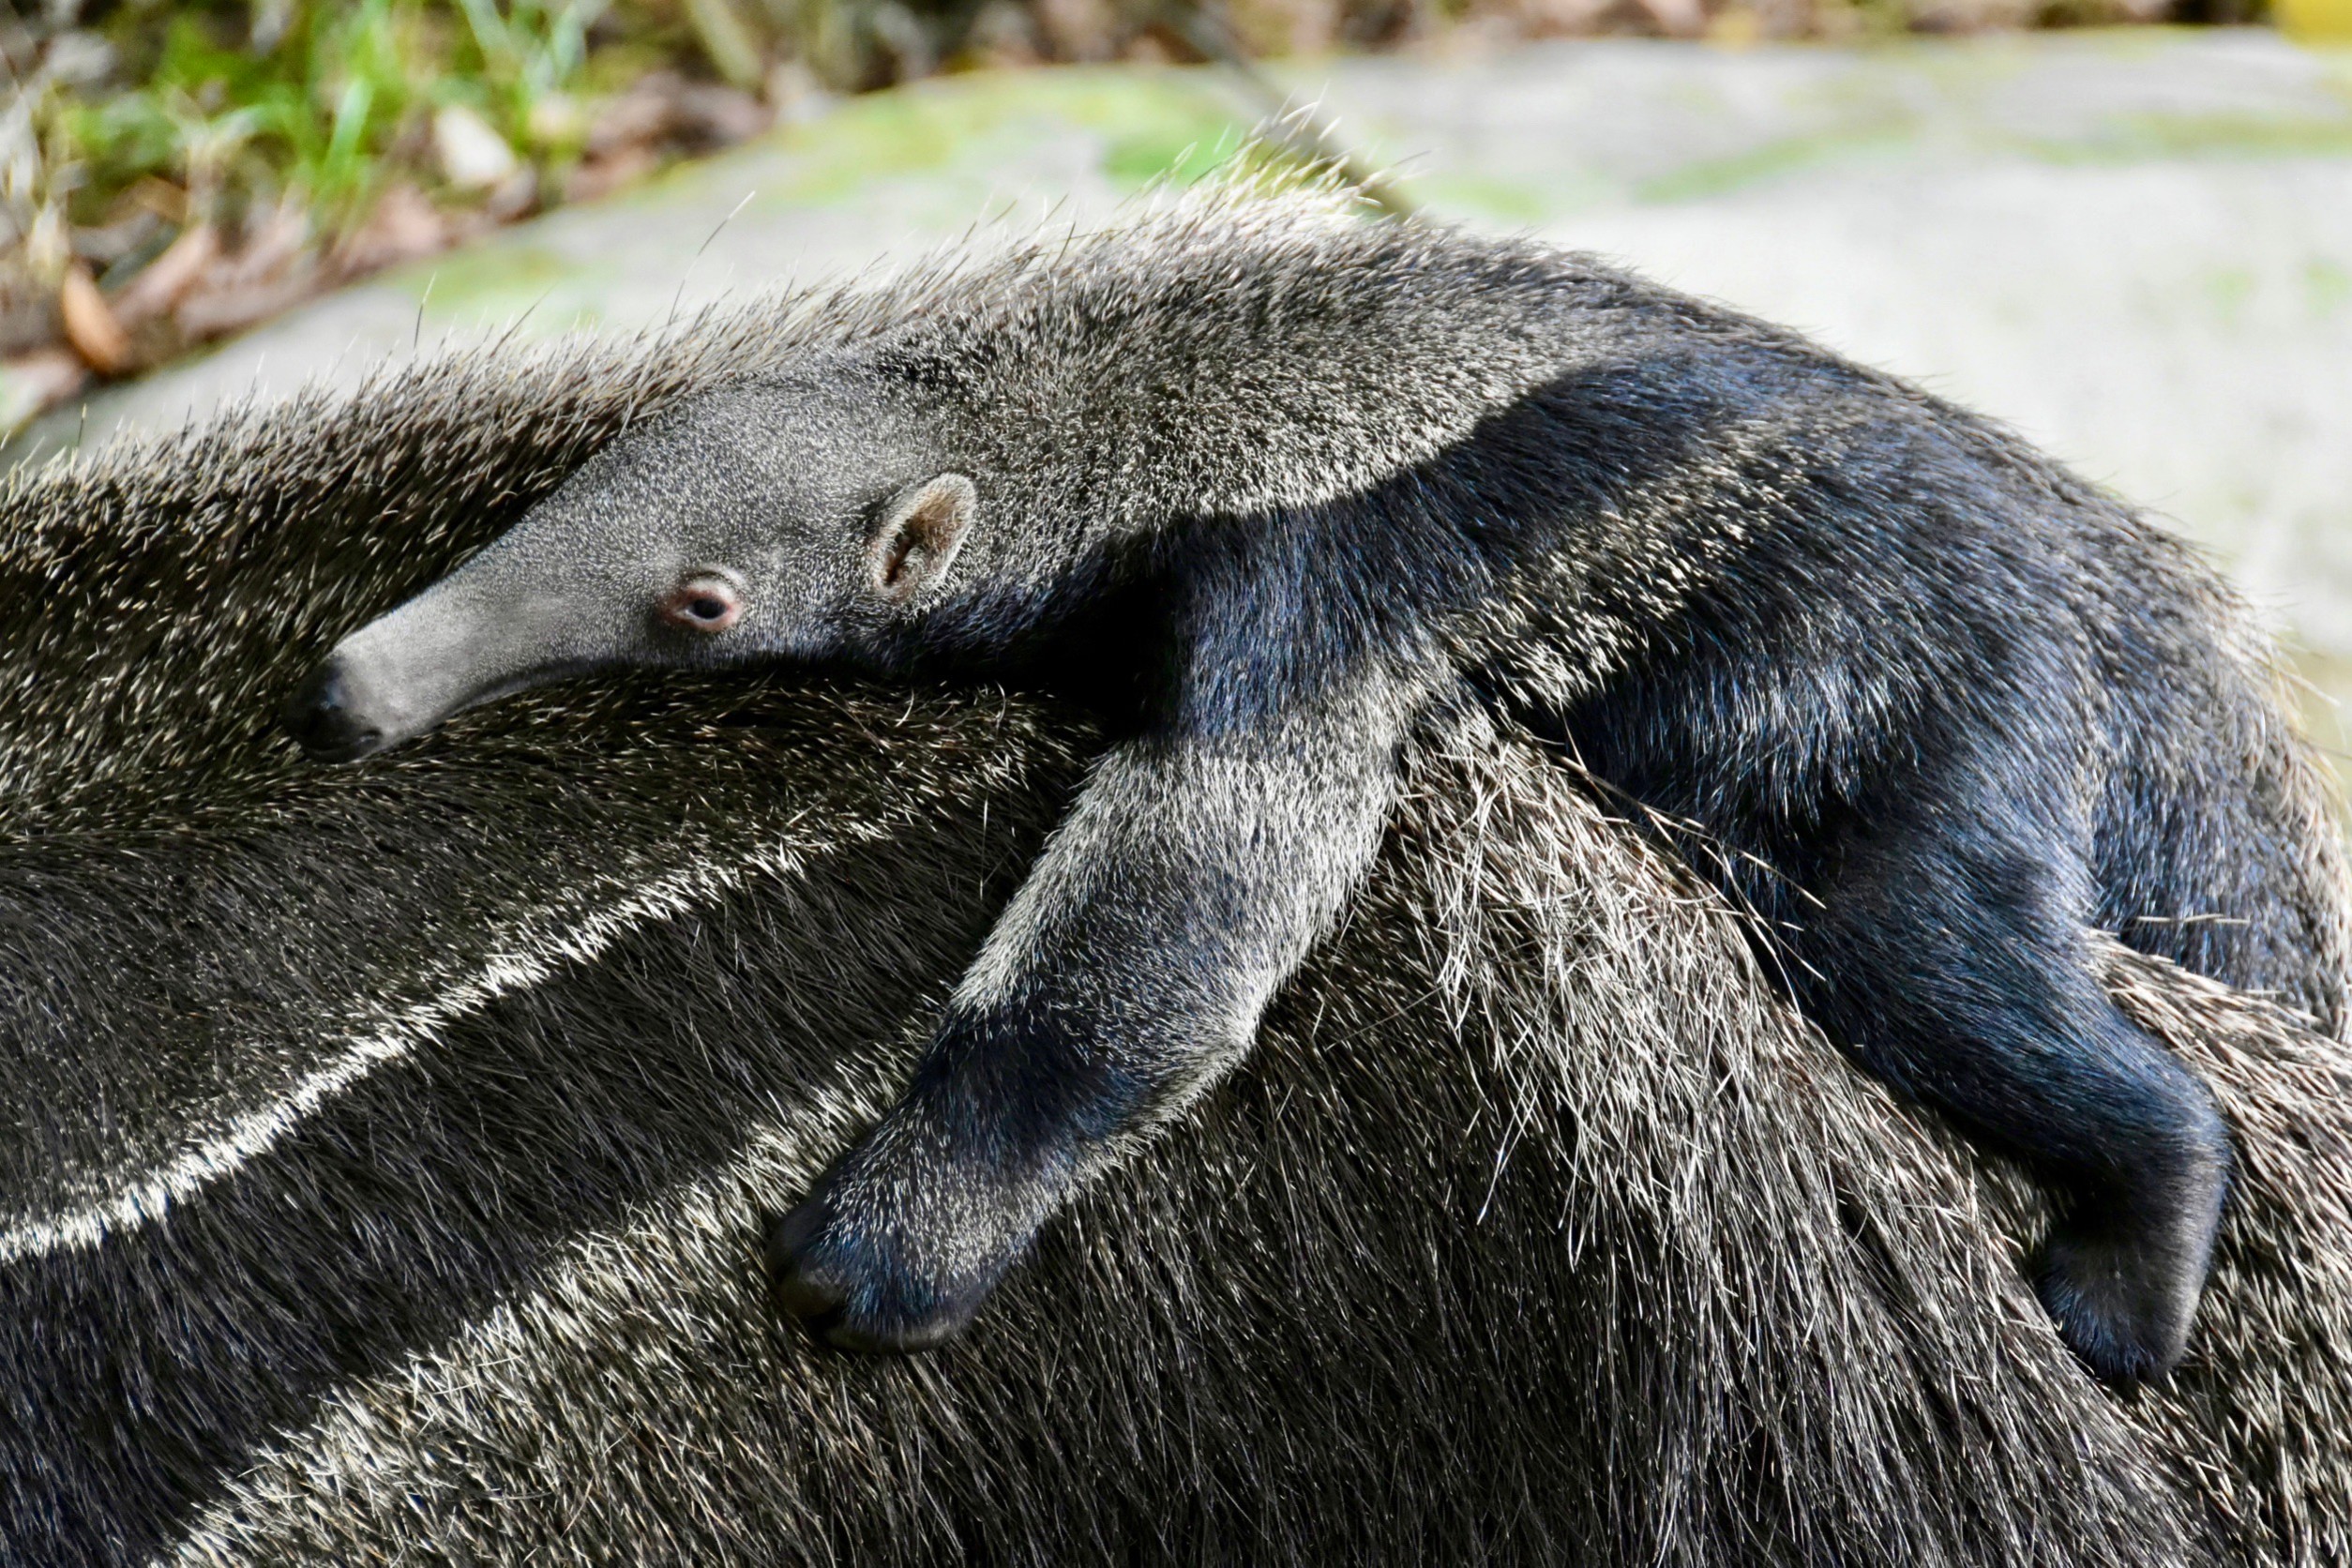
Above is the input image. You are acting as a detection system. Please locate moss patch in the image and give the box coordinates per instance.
[722,68,1259,211]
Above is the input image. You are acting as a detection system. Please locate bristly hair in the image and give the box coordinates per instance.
[3,190,2351,1567]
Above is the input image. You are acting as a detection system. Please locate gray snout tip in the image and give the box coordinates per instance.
[282,659,388,762]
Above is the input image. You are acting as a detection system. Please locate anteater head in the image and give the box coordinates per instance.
[282,377,978,762]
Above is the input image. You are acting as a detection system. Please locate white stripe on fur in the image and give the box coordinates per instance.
[156,1100,880,1568]
[0,840,813,1264]
[0,735,1038,1265]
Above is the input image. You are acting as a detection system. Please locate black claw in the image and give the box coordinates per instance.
[2033,1222,2200,1386]
[280,660,389,762]
[761,1198,988,1354]
[763,1200,851,1336]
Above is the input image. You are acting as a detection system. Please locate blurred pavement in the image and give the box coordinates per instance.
[13,31,2352,774]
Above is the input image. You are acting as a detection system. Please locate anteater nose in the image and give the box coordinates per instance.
[281,660,386,762]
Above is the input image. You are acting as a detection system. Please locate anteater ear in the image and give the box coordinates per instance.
[869,473,977,606]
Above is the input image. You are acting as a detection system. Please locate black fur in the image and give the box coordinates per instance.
[9,280,2352,1563]
[290,196,2345,1381]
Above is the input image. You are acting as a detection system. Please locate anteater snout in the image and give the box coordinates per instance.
[282,659,387,763]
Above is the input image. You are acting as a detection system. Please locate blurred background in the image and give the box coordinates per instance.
[3,0,2349,786]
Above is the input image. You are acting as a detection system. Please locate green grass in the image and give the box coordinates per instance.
[32,2,674,239]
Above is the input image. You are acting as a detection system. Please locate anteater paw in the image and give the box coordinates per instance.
[761,1188,999,1354]
[2033,1221,2207,1386]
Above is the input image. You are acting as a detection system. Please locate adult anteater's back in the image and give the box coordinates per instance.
[7,188,2352,1565]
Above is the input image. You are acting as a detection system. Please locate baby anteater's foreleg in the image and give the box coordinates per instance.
[766,709,1402,1351]
[1801,822,2232,1383]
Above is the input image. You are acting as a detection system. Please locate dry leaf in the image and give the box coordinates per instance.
[333,188,447,278]
[111,224,220,328]
[1638,0,1709,33]
[58,265,131,375]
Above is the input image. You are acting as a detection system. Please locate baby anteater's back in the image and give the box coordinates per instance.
[1492,265,2349,1380]
[279,187,2350,1383]
[1517,297,2352,1033]
[2080,516,2349,1037]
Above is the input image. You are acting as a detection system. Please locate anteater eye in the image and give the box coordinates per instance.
[659,574,743,633]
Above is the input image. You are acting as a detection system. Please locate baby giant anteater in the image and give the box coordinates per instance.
[284,190,2348,1381]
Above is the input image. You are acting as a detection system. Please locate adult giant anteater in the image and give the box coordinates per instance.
[283,188,2348,1382]
[7,186,2352,1568]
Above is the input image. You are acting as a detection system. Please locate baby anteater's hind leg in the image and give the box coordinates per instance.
[1802,830,2232,1384]
[2029,1039,2231,1383]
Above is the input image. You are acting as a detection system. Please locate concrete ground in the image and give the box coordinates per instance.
[12,29,2352,770]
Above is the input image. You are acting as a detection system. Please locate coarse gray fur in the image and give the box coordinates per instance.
[282,182,2348,1380]
[3,188,2352,1566]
